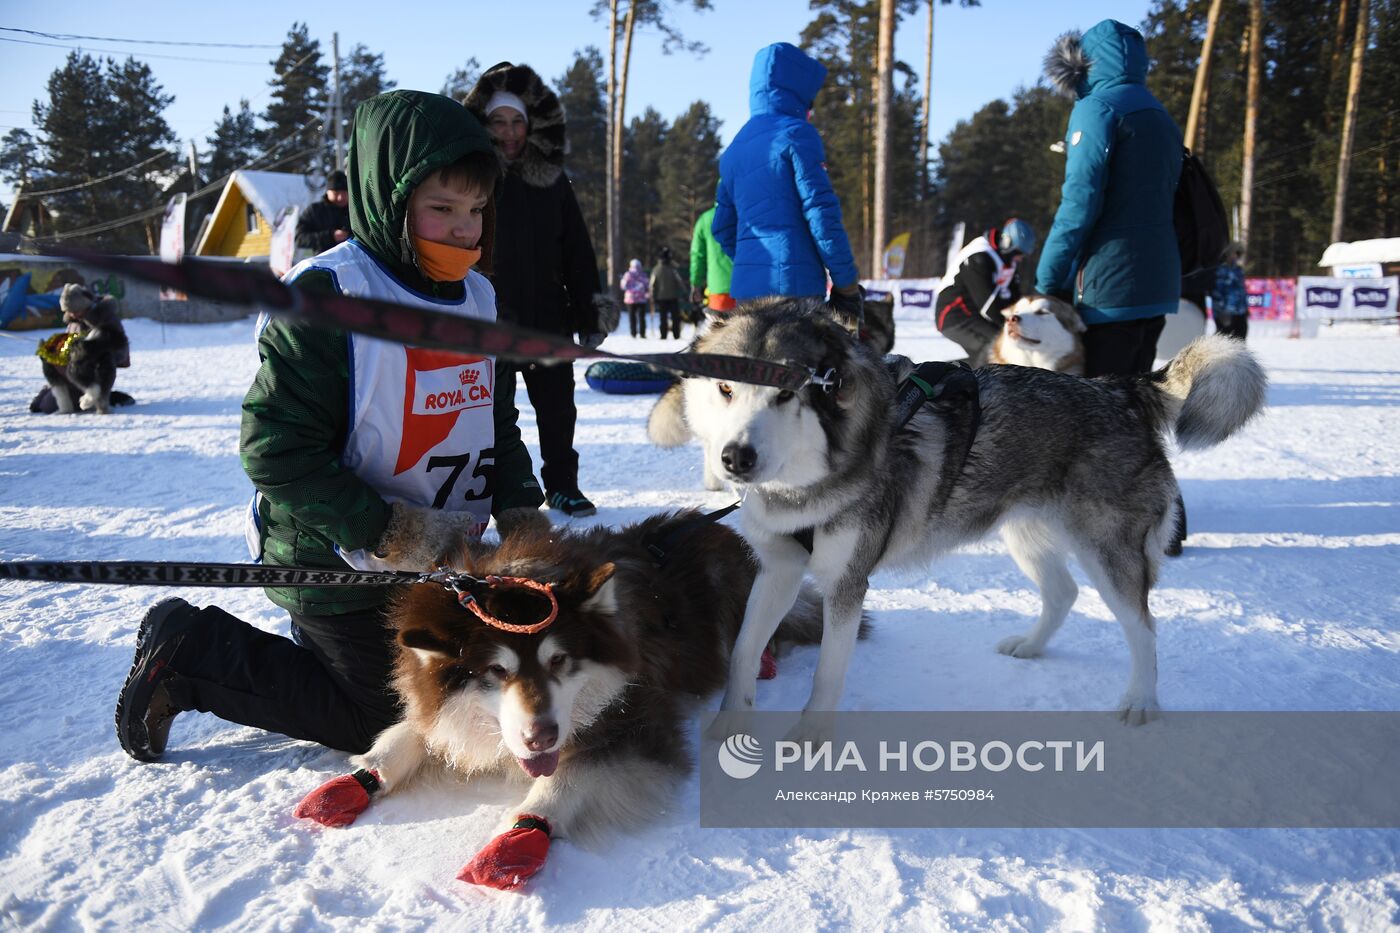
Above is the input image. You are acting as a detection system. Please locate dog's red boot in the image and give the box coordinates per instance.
[294,769,380,827]
[759,647,778,680]
[458,816,552,890]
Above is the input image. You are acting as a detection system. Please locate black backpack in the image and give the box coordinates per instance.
[1174,147,1231,276]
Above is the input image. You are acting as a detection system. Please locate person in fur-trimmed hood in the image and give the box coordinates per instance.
[1035,19,1183,377]
[464,61,613,517]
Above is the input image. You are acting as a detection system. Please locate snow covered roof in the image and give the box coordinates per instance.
[193,169,316,255]
[231,170,315,226]
[1318,237,1400,267]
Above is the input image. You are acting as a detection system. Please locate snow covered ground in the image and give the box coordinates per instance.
[1,311,1397,930]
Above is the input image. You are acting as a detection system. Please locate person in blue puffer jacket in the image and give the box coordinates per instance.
[1036,19,1183,376]
[713,42,861,312]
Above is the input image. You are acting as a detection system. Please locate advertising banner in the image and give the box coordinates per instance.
[158,194,187,301]
[882,232,911,279]
[1244,277,1295,320]
[269,205,300,279]
[861,277,941,314]
[1296,276,1398,320]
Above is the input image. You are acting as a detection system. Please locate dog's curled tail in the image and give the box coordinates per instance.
[772,584,872,647]
[1155,335,1268,450]
[647,382,692,447]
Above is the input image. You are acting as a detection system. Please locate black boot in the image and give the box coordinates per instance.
[115,598,198,761]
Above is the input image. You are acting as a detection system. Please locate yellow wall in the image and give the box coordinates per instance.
[199,187,274,257]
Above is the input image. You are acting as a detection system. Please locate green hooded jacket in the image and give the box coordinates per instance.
[690,206,733,297]
[240,90,544,615]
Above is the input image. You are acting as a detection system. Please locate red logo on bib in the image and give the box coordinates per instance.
[394,347,493,475]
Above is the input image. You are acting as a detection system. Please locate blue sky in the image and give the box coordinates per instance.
[0,1,1153,197]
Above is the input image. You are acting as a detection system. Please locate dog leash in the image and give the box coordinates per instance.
[0,560,560,633]
[51,248,827,392]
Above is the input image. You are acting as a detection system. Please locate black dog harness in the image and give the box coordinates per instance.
[644,361,982,562]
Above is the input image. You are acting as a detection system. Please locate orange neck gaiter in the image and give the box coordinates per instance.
[413,237,480,282]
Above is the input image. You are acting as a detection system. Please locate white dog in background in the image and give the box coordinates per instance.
[987,294,1086,374]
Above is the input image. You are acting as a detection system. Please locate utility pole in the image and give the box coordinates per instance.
[332,32,344,171]
[1331,0,1369,243]
[187,140,200,190]
[872,0,895,277]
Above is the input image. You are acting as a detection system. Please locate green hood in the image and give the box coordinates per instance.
[347,90,497,280]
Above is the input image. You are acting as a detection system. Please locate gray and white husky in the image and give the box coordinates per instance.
[649,297,1267,724]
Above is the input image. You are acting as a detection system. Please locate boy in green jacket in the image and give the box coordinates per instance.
[115,91,547,761]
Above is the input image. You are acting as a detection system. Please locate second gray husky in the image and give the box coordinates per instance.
[649,297,1267,723]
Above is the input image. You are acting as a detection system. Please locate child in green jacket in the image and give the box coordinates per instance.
[115,91,547,762]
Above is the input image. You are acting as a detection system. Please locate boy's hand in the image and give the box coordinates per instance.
[496,507,550,541]
[374,502,483,570]
[578,332,606,350]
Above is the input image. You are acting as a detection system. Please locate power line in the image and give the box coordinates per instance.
[13,46,327,202]
[0,35,266,66]
[1253,137,1400,190]
[29,116,323,243]
[21,150,174,197]
[30,144,319,243]
[0,27,281,48]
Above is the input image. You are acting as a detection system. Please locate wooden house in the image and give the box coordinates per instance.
[193,170,314,259]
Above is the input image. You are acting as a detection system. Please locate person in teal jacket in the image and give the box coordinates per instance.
[714,42,860,314]
[1037,19,1183,376]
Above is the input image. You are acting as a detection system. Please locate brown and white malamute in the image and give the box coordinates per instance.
[294,512,828,889]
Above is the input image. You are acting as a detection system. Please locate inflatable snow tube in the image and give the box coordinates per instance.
[584,360,677,395]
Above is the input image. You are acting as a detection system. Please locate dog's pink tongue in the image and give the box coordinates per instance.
[518,752,560,778]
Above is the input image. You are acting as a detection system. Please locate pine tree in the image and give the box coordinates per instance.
[205,101,260,183]
[555,48,608,250]
[656,100,722,263]
[104,56,177,250]
[621,107,668,267]
[441,59,482,101]
[261,22,330,175]
[31,51,177,250]
[801,0,929,271]
[338,44,395,133]
[0,129,39,186]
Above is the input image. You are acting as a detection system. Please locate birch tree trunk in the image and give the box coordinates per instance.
[919,0,933,195]
[1331,0,1369,243]
[612,1,637,285]
[1185,0,1225,154]
[872,0,895,276]
[1239,0,1262,250]
[605,0,618,291]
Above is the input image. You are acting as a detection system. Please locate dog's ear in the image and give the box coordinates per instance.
[399,627,457,665]
[1062,303,1088,333]
[558,562,617,614]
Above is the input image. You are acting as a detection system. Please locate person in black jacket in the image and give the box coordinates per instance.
[935,219,1036,364]
[464,62,613,517]
[294,170,351,254]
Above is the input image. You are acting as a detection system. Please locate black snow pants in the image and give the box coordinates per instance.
[161,603,400,754]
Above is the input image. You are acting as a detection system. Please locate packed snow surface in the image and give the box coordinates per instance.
[1,312,1397,930]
